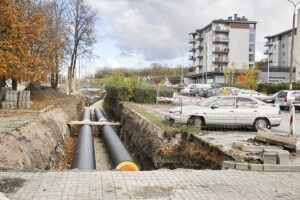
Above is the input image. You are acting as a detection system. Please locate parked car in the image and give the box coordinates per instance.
[217,87,239,95]
[275,90,300,110]
[261,92,279,104]
[200,88,219,97]
[166,96,281,131]
[236,90,267,100]
[180,84,211,96]
[165,82,172,87]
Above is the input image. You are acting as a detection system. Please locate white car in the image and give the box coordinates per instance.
[275,90,300,110]
[166,96,281,131]
[236,90,267,100]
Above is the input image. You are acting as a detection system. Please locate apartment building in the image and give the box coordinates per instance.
[263,9,300,83]
[187,14,257,84]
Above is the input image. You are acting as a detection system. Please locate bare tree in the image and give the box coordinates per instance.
[43,0,67,90]
[64,0,97,94]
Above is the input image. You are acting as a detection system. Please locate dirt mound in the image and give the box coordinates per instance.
[29,87,61,101]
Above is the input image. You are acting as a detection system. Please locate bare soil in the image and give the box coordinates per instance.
[53,136,77,170]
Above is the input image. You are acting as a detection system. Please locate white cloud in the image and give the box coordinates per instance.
[88,0,296,62]
[106,58,121,69]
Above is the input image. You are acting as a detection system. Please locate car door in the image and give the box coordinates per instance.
[205,97,236,126]
[235,97,259,125]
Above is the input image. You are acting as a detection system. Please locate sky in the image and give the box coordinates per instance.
[79,0,299,76]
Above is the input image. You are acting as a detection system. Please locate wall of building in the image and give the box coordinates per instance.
[228,27,250,69]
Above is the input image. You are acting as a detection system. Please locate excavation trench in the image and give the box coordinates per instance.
[102,97,234,171]
[0,90,232,171]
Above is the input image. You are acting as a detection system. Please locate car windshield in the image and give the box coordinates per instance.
[197,96,220,107]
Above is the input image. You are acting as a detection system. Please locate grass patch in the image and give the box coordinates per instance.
[123,101,199,134]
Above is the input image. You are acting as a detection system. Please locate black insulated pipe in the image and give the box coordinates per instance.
[94,108,139,171]
[71,108,96,170]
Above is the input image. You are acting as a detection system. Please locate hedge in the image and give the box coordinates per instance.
[257,83,300,94]
[105,85,177,104]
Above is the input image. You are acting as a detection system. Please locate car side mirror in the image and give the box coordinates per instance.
[211,105,218,109]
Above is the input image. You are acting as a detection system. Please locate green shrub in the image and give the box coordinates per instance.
[105,85,129,101]
[132,86,156,103]
[257,83,300,94]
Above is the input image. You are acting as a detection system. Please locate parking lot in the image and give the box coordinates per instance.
[143,95,300,137]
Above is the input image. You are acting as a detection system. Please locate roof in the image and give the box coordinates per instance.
[196,19,257,33]
[265,28,297,39]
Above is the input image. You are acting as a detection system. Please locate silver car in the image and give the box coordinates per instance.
[166,96,281,131]
[275,90,300,110]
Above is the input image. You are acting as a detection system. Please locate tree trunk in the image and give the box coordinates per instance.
[0,77,6,88]
[54,72,59,91]
[12,79,17,90]
[51,73,55,89]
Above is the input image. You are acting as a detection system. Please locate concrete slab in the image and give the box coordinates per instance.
[263,165,300,172]
[249,164,263,171]
[222,161,235,169]
[235,163,249,170]
[262,152,277,165]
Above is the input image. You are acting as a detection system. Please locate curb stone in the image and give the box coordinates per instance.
[222,161,300,172]
[235,163,249,170]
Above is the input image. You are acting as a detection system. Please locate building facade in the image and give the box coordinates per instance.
[264,8,300,83]
[264,29,297,82]
[187,14,257,84]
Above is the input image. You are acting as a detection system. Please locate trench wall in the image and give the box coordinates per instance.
[0,98,83,171]
[103,98,234,170]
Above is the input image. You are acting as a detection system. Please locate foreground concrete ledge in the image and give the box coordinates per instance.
[222,161,300,172]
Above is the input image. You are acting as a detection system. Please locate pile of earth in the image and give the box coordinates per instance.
[27,85,62,101]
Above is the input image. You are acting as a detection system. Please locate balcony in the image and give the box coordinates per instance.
[197,36,204,41]
[197,55,203,59]
[188,47,196,52]
[213,37,229,43]
[264,42,273,46]
[213,26,229,33]
[197,45,203,50]
[214,68,225,73]
[188,67,197,76]
[264,50,273,55]
[189,38,196,44]
[213,47,229,54]
[213,57,229,64]
[189,56,196,60]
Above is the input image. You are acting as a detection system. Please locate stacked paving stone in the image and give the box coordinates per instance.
[0,88,31,109]
[1,90,18,109]
[17,91,31,108]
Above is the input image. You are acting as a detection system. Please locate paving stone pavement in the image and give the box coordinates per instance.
[0,169,300,200]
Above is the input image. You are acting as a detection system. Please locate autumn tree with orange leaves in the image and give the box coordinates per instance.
[0,0,46,90]
[236,65,260,90]
[0,0,68,90]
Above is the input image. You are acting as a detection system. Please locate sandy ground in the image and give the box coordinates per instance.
[0,112,38,136]
[88,98,112,170]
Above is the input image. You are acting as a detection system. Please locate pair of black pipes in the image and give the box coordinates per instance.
[71,108,139,171]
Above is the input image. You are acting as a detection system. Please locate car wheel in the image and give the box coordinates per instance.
[253,118,269,132]
[188,117,203,129]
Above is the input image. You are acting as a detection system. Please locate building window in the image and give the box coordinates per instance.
[249,44,255,52]
[249,24,255,32]
[283,52,285,56]
[283,43,285,48]
[249,34,255,42]
[249,64,254,67]
[249,54,254,62]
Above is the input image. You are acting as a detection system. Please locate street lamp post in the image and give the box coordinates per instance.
[287,0,300,90]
